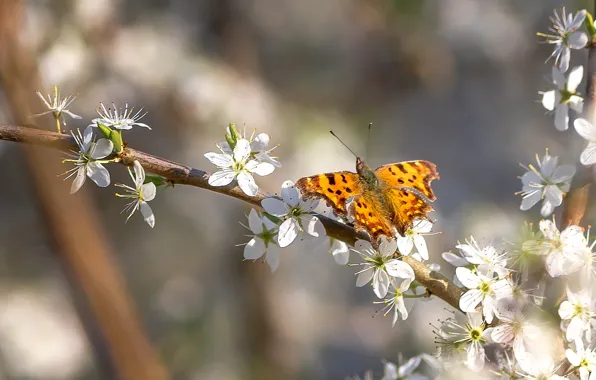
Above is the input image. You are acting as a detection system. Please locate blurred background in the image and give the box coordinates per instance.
[0,0,593,379]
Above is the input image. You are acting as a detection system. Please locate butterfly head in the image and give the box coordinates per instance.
[356,157,378,187]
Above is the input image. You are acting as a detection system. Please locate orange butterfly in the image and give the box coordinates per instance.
[295,157,439,243]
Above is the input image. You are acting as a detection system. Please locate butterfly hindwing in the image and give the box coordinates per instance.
[386,187,434,235]
[375,160,439,201]
[295,172,362,217]
[348,194,395,242]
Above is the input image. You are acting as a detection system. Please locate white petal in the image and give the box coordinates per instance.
[383,362,398,379]
[466,343,485,372]
[540,200,556,217]
[281,180,300,207]
[373,269,390,298]
[570,10,587,30]
[70,167,86,194]
[356,268,374,287]
[277,218,298,248]
[559,46,570,73]
[266,245,281,272]
[441,252,468,267]
[133,160,146,188]
[204,152,233,167]
[580,143,596,165]
[566,348,581,366]
[551,164,576,183]
[302,215,325,238]
[521,170,542,187]
[208,169,235,187]
[569,31,588,49]
[456,267,481,289]
[552,65,566,87]
[567,66,584,91]
[140,184,156,204]
[385,260,414,280]
[566,316,586,342]
[251,133,270,151]
[544,185,563,207]
[379,237,398,257]
[90,139,113,159]
[491,324,514,345]
[244,238,266,260]
[414,219,433,233]
[575,118,596,142]
[247,209,264,234]
[330,240,349,265]
[237,172,258,196]
[554,102,569,131]
[87,162,111,187]
[413,235,428,260]
[542,90,557,111]
[246,160,275,176]
[261,198,288,216]
[520,190,541,211]
[569,95,584,113]
[139,202,155,227]
[459,289,483,312]
[539,219,559,239]
[398,356,421,377]
[394,296,408,324]
[233,139,251,162]
[355,240,375,257]
[558,300,574,319]
[397,236,414,256]
[82,125,94,147]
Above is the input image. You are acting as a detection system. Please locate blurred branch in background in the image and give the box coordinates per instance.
[0,1,169,379]
[0,125,465,311]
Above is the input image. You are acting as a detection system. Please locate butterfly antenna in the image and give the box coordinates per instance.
[329,130,358,158]
[365,123,372,161]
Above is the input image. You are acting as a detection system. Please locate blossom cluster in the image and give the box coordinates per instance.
[35,88,159,227]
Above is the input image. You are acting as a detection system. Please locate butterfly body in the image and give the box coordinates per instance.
[296,157,439,243]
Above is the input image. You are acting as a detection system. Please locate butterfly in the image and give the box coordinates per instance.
[295,157,439,243]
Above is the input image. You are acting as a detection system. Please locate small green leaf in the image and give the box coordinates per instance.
[262,212,281,225]
[97,122,112,139]
[586,12,596,39]
[111,130,124,153]
[145,173,169,187]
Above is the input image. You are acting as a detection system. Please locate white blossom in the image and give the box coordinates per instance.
[62,126,113,194]
[537,219,585,277]
[261,180,323,247]
[559,287,596,343]
[243,209,281,271]
[574,118,596,166]
[456,267,512,323]
[517,352,566,380]
[519,151,575,217]
[566,340,596,380]
[453,237,509,278]
[91,102,151,130]
[397,219,432,260]
[542,8,587,72]
[492,304,541,361]
[330,239,350,265]
[434,312,492,372]
[381,355,427,380]
[115,161,157,227]
[34,86,82,129]
[541,65,584,131]
[205,139,274,196]
[375,279,411,326]
[352,238,415,299]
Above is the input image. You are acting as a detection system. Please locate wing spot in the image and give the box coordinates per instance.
[335,190,342,195]
[368,212,373,217]
[327,188,334,193]
[412,175,418,180]
[408,179,414,183]
[401,191,408,197]
[397,164,407,174]
[345,187,352,193]
[341,174,348,184]
[401,200,407,205]
[398,178,404,184]
[389,167,396,175]
[357,202,362,208]
[339,197,346,204]
[327,175,336,185]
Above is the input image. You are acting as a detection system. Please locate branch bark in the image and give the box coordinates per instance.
[0,125,464,311]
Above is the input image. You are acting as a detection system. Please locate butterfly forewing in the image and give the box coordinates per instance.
[375,160,439,201]
[295,172,362,217]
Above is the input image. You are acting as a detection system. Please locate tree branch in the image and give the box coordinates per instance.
[0,124,464,311]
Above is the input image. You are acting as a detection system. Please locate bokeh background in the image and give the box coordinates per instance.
[0,0,593,379]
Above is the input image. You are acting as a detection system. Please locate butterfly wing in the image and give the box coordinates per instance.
[348,193,395,242]
[374,160,439,201]
[386,188,435,235]
[295,172,362,217]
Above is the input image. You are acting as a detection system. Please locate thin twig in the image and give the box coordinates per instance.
[0,124,464,310]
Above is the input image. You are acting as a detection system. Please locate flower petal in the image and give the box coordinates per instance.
[552,65,566,88]
[414,235,428,260]
[208,169,235,187]
[246,160,275,176]
[580,143,596,165]
[456,267,481,289]
[133,160,146,188]
[575,118,596,141]
[277,218,298,248]
[261,198,288,217]
[379,237,398,257]
[540,200,555,217]
[204,152,233,167]
[397,236,414,256]
[139,201,155,227]
[459,289,483,312]
[559,45,570,73]
[281,180,300,207]
[541,90,557,111]
[87,162,111,187]
[569,31,588,49]
[248,209,264,234]
[373,269,390,298]
[251,133,270,151]
[90,139,114,159]
[70,167,86,194]
[233,139,251,162]
[551,164,576,183]
[330,240,349,265]
[441,252,468,267]
[520,190,541,211]
[141,183,157,202]
[237,171,258,196]
[567,65,584,91]
[356,268,373,287]
[244,238,266,260]
[544,185,563,207]
[266,245,281,272]
[385,260,414,281]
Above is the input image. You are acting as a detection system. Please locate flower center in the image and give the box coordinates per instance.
[469,327,483,342]
[479,281,491,295]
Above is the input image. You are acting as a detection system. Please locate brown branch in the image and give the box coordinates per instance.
[0,125,464,310]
